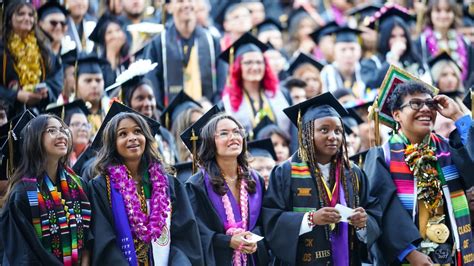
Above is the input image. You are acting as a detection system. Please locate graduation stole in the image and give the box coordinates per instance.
[388,133,474,264]
[23,167,91,266]
[243,91,276,128]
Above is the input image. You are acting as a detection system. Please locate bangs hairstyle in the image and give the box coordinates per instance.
[197,113,256,195]
[431,61,463,91]
[425,0,462,29]
[94,112,165,177]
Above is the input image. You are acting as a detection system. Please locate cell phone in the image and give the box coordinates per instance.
[35,83,47,92]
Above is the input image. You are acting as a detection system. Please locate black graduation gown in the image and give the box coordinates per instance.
[363,127,474,265]
[261,156,382,265]
[185,171,270,266]
[0,179,92,265]
[89,174,204,266]
[0,42,63,118]
[143,24,226,106]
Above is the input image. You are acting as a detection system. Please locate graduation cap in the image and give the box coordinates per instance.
[346,4,381,24]
[252,115,274,140]
[247,138,277,161]
[255,18,283,35]
[428,51,461,70]
[45,100,90,122]
[463,88,474,118]
[76,52,108,76]
[90,101,161,151]
[0,110,35,180]
[366,4,414,29]
[173,161,193,183]
[344,100,374,123]
[283,92,349,161]
[180,105,223,173]
[219,32,269,64]
[287,52,324,75]
[349,149,368,167]
[331,26,362,43]
[37,0,69,21]
[309,21,339,44]
[61,48,77,68]
[89,13,123,46]
[160,90,202,129]
[343,108,364,130]
[463,4,474,27]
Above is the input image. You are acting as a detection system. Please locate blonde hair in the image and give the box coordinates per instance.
[431,60,464,92]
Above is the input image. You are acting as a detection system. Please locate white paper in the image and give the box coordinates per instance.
[335,204,355,223]
[241,233,264,244]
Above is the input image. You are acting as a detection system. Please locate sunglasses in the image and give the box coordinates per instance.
[49,20,67,28]
[399,99,438,111]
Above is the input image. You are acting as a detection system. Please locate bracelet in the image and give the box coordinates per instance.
[307,210,316,227]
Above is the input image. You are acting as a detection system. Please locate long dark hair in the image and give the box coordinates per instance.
[378,17,420,66]
[2,1,53,72]
[1,114,72,206]
[197,113,256,195]
[94,112,165,177]
[425,0,462,29]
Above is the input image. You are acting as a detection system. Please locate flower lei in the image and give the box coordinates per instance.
[424,27,468,81]
[223,178,249,266]
[7,31,44,92]
[404,143,444,214]
[108,163,170,243]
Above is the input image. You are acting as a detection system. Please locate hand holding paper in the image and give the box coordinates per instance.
[241,233,264,244]
[335,204,355,223]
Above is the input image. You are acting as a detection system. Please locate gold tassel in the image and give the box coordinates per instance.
[297,110,308,162]
[61,105,65,121]
[190,128,199,174]
[166,113,170,129]
[372,98,381,146]
[226,46,234,86]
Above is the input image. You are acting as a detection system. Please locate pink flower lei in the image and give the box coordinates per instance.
[223,177,249,266]
[424,27,468,81]
[108,163,170,243]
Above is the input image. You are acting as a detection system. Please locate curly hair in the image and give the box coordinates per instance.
[223,55,279,112]
[388,81,435,113]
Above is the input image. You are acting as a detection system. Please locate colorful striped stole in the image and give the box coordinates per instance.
[388,133,474,265]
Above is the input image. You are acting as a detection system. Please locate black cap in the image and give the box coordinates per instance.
[343,108,364,128]
[219,32,269,63]
[346,4,381,23]
[160,91,202,129]
[428,51,461,70]
[89,13,123,46]
[248,138,277,161]
[287,52,324,75]
[173,161,193,183]
[105,59,158,93]
[367,4,414,29]
[90,101,161,150]
[349,149,368,167]
[37,0,69,21]
[310,21,339,44]
[180,104,223,154]
[0,110,35,139]
[76,52,108,76]
[332,26,362,43]
[45,100,90,123]
[252,115,274,140]
[255,18,283,35]
[61,48,77,67]
[283,92,349,127]
[463,89,473,111]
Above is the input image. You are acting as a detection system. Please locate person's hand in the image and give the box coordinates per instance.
[229,231,257,254]
[16,90,44,106]
[349,207,367,229]
[434,94,464,121]
[406,250,433,266]
[312,207,341,226]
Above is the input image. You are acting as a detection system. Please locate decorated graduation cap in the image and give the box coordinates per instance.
[180,104,223,173]
[255,18,283,35]
[37,0,69,21]
[248,138,277,161]
[219,32,269,64]
[346,4,381,25]
[310,21,339,44]
[173,161,193,183]
[366,4,414,30]
[0,110,35,179]
[160,90,202,129]
[76,52,108,76]
[428,51,461,70]
[368,65,438,144]
[89,13,123,46]
[283,92,349,161]
[287,52,324,75]
[45,100,90,123]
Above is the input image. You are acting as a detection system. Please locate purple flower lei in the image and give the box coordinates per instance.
[108,163,170,243]
[424,27,468,81]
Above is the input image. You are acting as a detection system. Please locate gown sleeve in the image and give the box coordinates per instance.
[363,147,422,264]
[448,120,474,188]
[168,175,205,266]
[89,176,129,266]
[261,161,306,264]
[0,182,62,266]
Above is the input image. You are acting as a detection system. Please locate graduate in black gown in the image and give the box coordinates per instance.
[262,92,381,265]
[364,80,474,265]
[89,106,203,266]
[1,114,92,265]
[184,109,269,265]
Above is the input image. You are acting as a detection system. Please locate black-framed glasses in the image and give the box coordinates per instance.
[399,99,437,111]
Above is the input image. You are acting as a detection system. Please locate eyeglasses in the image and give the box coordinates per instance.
[399,99,437,111]
[215,129,246,140]
[241,60,264,66]
[69,122,92,130]
[44,127,71,138]
[49,20,67,28]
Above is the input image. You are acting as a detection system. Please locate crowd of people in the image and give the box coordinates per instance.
[0,0,473,265]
